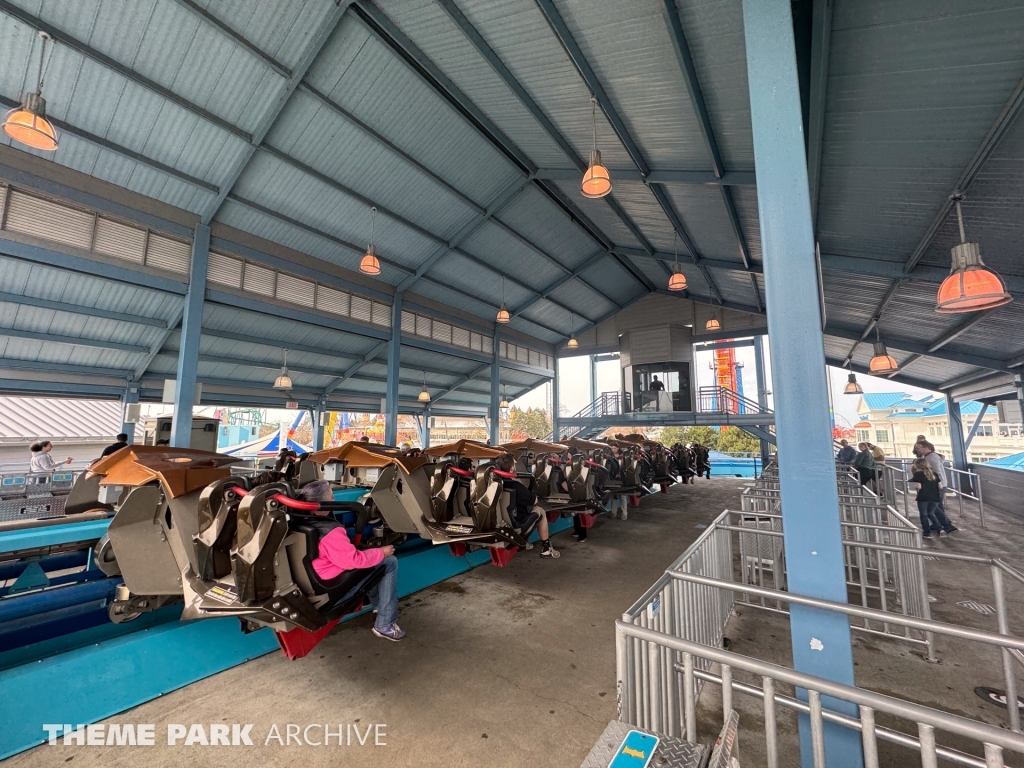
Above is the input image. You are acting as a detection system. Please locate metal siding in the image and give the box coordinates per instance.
[442,0,634,168]
[372,0,571,169]
[549,180,643,250]
[496,185,597,270]
[306,15,524,206]
[660,182,749,263]
[268,89,482,240]
[459,221,564,291]
[548,0,708,167]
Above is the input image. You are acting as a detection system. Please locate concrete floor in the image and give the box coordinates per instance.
[10,478,743,768]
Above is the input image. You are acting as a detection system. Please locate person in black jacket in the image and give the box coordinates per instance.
[910,458,957,538]
[100,433,129,458]
[496,453,560,559]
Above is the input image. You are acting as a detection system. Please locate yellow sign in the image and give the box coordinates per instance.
[622,746,646,759]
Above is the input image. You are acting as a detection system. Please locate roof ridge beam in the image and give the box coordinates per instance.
[0,291,171,328]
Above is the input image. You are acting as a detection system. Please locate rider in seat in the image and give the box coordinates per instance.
[301,481,405,642]
[495,454,560,559]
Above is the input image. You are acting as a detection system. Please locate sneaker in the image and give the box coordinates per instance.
[570,532,580,538]
[620,510,628,520]
[372,623,406,642]
[945,526,959,535]
[540,546,560,559]
[922,533,932,539]
[576,537,587,544]
[523,541,534,551]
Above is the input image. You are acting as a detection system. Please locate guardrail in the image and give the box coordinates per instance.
[886,457,986,528]
[616,621,1024,768]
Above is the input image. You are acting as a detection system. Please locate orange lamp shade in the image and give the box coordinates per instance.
[418,389,431,403]
[668,271,687,291]
[936,241,1012,314]
[3,94,58,151]
[869,342,899,374]
[581,150,611,198]
[936,267,1012,314]
[843,373,863,395]
[496,304,511,324]
[705,317,720,331]
[567,336,579,349]
[359,245,381,275]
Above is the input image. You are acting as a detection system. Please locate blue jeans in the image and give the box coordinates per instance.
[369,555,398,629]
[917,501,953,534]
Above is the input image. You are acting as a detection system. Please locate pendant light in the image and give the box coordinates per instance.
[566,312,579,349]
[868,328,899,375]
[359,206,381,275]
[668,232,687,291]
[705,292,720,331]
[273,349,292,390]
[581,97,611,198]
[843,364,864,395]
[936,196,1012,314]
[499,386,510,409]
[3,31,59,151]
[418,372,431,403]
[496,276,511,324]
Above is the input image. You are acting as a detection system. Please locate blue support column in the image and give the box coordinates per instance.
[312,395,327,451]
[120,384,139,444]
[489,332,501,445]
[422,407,431,448]
[552,358,560,441]
[945,393,968,471]
[384,294,402,447]
[171,224,209,448]
[741,3,861,766]
[590,355,598,404]
[753,335,771,462]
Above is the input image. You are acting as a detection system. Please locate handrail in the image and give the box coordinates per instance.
[616,621,1024,756]
[665,570,1024,654]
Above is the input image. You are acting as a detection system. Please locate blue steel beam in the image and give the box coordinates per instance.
[552,357,560,441]
[121,383,139,443]
[964,402,991,452]
[133,306,184,381]
[312,394,327,450]
[0,358,131,379]
[0,291,170,328]
[945,393,969,472]
[324,341,389,395]
[742,2,861,766]
[825,323,1011,373]
[0,95,219,194]
[512,250,608,316]
[401,335,553,379]
[203,2,353,224]
[0,327,148,354]
[0,378,124,397]
[431,362,492,404]
[171,225,209,448]
[613,245,763,276]
[533,168,755,185]
[0,235,188,294]
[489,334,501,445]
[807,0,834,226]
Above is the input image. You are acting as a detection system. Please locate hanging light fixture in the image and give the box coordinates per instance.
[843,365,864,395]
[499,386,510,409]
[496,276,511,324]
[3,31,59,151]
[566,312,579,349]
[273,349,292,390]
[359,206,381,275]
[935,196,1012,314]
[868,328,899,375]
[705,292,720,331]
[418,372,431,403]
[581,97,611,198]
[668,232,687,291]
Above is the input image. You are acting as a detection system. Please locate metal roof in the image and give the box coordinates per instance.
[0,395,121,439]
[0,0,1018,406]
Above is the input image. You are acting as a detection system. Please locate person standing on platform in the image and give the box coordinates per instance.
[853,443,875,487]
[649,375,665,392]
[836,439,856,464]
[100,433,130,458]
[910,458,957,537]
[29,441,73,472]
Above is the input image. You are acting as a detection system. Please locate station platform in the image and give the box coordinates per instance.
[6,478,745,768]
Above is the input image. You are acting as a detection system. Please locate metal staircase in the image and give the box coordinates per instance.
[547,387,776,443]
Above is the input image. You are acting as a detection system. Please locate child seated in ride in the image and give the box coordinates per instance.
[299,480,405,642]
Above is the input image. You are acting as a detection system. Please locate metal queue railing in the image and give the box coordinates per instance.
[616,621,1024,768]
[886,456,987,528]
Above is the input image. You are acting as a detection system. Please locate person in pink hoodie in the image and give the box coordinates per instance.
[301,481,404,642]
